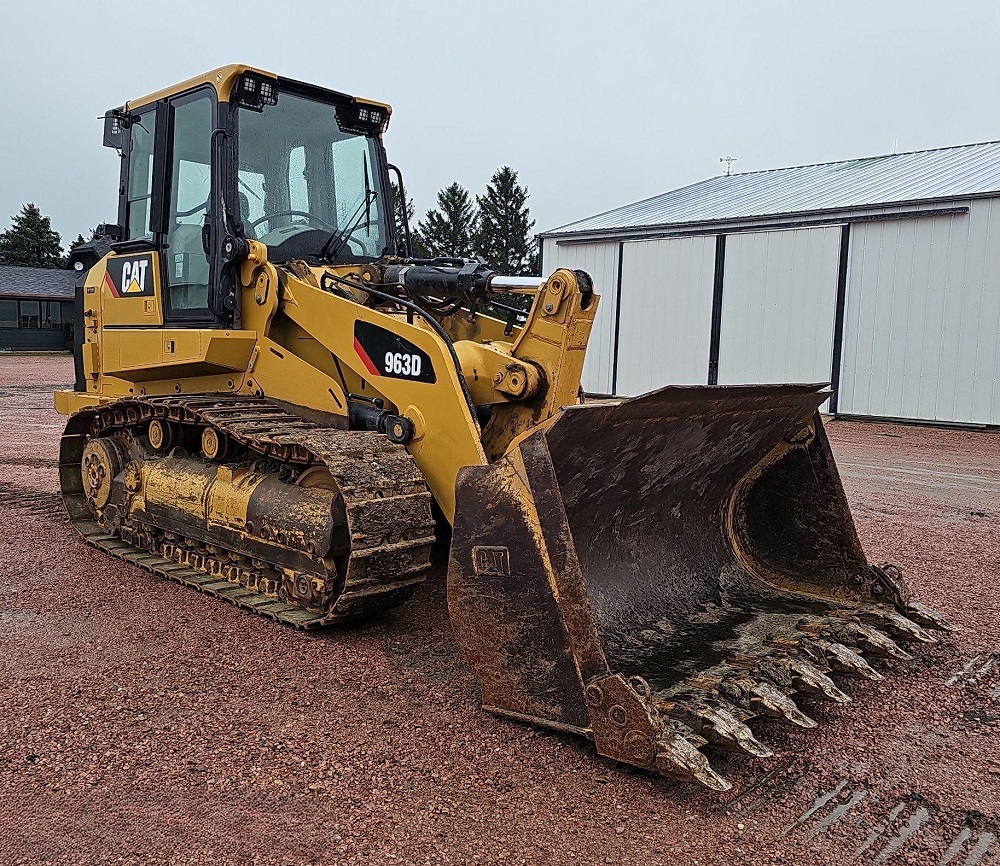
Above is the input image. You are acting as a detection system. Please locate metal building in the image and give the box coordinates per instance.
[539,141,1000,426]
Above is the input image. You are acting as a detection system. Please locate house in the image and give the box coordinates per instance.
[0,266,77,351]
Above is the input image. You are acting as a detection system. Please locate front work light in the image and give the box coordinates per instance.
[335,101,391,136]
[231,71,279,112]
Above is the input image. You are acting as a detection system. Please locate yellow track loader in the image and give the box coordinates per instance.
[56,65,949,791]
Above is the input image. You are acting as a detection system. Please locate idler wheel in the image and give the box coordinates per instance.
[147,419,177,451]
[81,437,128,512]
[200,426,230,460]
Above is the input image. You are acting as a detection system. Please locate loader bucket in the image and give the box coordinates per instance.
[448,384,949,790]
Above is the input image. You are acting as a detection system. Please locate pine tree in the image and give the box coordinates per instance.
[527,246,540,277]
[413,182,478,259]
[391,181,425,257]
[0,203,64,268]
[69,234,88,252]
[391,182,414,229]
[473,167,536,276]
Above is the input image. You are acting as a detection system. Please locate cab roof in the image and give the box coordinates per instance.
[123,64,391,116]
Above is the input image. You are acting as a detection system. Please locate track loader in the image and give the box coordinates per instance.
[56,65,950,791]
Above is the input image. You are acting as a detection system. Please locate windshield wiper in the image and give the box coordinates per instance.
[363,152,371,232]
[316,190,377,262]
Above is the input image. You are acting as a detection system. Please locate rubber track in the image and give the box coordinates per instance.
[59,394,436,629]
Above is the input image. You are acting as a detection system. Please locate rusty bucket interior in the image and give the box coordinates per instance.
[449,384,946,789]
[548,384,875,691]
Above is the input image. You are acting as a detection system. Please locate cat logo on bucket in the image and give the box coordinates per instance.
[104,254,155,298]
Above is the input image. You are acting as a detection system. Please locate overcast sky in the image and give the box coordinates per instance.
[2,0,999,245]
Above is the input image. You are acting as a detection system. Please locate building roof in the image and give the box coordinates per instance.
[0,266,78,300]
[542,140,1000,238]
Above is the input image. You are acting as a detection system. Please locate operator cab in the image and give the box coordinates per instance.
[104,65,397,327]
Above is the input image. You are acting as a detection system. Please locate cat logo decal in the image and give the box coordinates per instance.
[104,254,155,298]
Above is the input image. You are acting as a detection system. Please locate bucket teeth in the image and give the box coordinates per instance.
[768,634,831,670]
[861,607,936,644]
[667,718,708,748]
[818,640,883,681]
[655,730,732,792]
[752,681,817,729]
[798,616,911,661]
[661,699,773,758]
[755,659,795,690]
[712,695,755,723]
[784,657,851,704]
[842,622,912,660]
[723,678,817,729]
[904,600,955,632]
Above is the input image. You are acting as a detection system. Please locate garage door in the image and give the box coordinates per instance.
[838,205,1000,425]
[717,227,842,400]
[614,236,717,396]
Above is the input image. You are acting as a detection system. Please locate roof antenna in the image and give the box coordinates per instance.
[892,138,897,154]
[720,155,737,176]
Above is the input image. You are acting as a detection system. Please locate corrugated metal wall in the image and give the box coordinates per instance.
[839,201,1000,425]
[542,238,619,394]
[544,196,1000,425]
[718,227,842,389]
[615,236,717,394]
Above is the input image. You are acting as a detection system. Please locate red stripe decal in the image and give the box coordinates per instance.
[353,336,381,376]
[104,270,119,298]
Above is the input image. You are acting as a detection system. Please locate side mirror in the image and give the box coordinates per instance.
[102,109,129,149]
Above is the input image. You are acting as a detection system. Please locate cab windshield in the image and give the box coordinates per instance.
[237,91,389,262]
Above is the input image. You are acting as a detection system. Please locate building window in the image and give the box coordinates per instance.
[0,299,66,328]
[45,301,62,328]
[0,299,16,328]
[19,300,41,329]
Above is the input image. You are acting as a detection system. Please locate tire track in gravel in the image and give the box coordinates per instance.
[0,482,65,518]
[0,456,57,469]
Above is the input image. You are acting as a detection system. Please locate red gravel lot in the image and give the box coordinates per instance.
[0,353,997,866]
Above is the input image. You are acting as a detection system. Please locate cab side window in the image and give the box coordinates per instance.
[125,110,156,240]
[165,92,213,316]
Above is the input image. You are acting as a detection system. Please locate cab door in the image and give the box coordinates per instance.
[99,103,164,330]
[161,88,215,323]
[99,86,232,377]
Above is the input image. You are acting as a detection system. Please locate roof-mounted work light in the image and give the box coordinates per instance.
[335,101,391,136]
[231,71,278,112]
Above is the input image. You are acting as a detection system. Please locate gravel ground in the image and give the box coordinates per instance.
[0,353,997,866]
